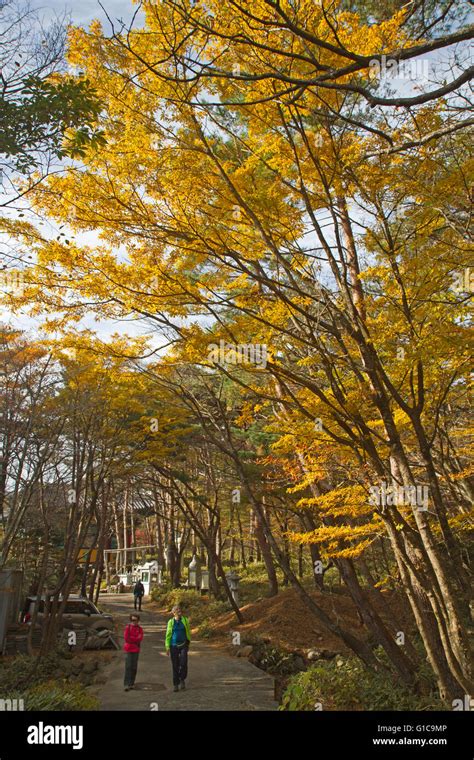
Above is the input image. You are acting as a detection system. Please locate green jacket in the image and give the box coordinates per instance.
[165,615,191,650]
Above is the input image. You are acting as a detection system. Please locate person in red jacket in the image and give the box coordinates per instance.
[123,613,144,691]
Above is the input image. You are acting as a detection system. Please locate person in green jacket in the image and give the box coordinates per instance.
[165,604,191,691]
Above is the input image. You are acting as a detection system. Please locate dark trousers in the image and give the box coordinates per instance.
[124,652,139,687]
[170,644,188,686]
[134,595,143,610]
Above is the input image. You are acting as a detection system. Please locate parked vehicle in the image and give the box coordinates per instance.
[21,595,114,632]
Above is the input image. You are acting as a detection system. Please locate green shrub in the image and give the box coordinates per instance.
[149,584,173,606]
[27,680,99,710]
[0,651,67,692]
[151,586,229,629]
[196,621,214,639]
[5,680,99,711]
[151,587,203,612]
[280,657,446,711]
[0,648,101,710]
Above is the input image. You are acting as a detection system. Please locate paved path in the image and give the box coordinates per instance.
[94,594,276,711]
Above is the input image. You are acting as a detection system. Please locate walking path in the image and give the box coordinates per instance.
[94,594,277,711]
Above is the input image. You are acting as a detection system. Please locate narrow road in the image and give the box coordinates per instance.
[94,594,277,711]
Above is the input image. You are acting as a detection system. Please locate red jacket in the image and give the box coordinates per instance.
[123,623,144,653]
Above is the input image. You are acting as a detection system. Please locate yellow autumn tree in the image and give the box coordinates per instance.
[1,0,472,701]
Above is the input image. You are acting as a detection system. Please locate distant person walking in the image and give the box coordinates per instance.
[165,605,191,692]
[123,614,143,691]
[133,580,145,610]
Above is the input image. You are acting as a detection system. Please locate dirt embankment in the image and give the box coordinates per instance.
[199,586,412,656]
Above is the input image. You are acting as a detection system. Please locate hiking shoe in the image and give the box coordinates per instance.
[173,685,179,692]
[180,681,186,690]
[124,687,130,692]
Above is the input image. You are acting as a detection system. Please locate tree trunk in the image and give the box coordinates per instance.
[253,505,278,596]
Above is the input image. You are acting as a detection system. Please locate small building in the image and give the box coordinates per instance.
[117,570,134,588]
[135,561,162,595]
